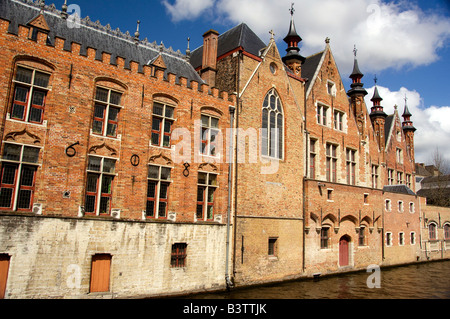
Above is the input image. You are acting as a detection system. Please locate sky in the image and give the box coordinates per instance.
[48,0,450,165]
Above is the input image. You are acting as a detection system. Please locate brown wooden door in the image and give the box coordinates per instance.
[90,254,111,293]
[0,255,11,299]
[339,236,349,266]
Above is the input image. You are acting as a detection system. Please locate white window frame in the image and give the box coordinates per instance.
[92,86,123,138]
[146,164,172,219]
[386,232,393,246]
[317,103,330,127]
[399,232,405,246]
[196,171,219,221]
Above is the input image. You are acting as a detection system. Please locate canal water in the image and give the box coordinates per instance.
[187,260,450,299]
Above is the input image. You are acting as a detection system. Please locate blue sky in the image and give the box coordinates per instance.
[49,0,450,164]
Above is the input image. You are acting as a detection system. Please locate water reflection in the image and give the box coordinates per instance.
[186,261,450,299]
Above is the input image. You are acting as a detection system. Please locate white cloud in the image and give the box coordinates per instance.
[364,86,450,164]
[162,0,215,22]
[166,0,450,74]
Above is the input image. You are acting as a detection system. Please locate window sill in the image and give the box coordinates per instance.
[6,114,47,127]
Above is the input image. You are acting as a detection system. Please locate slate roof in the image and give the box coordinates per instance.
[383,185,416,196]
[0,0,203,84]
[190,23,267,70]
[301,51,324,92]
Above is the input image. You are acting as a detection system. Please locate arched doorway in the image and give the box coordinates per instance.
[339,235,351,267]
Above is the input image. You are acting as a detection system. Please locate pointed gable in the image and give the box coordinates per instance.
[151,54,167,70]
[28,13,50,32]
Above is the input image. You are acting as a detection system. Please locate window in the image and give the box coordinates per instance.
[428,223,437,241]
[196,172,218,221]
[92,87,122,138]
[371,165,379,188]
[346,148,356,185]
[398,201,403,212]
[85,156,116,215]
[399,232,404,245]
[406,174,412,189]
[268,238,278,256]
[146,165,171,219]
[386,232,392,246]
[397,171,404,185]
[0,145,38,210]
[151,102,175,148]
[359,227,366,246]
[327,81,335,96]
[171,243,187,268]
[396,148,403,164]
[444,224,450,241]
[200,114,220,156]
[320,227,330,249]
[11,66,50,124]
[326,143,337,182]
[385,199,391,211]
[409,202,415,213]
[0,143,40,211]
[388,169,394,185]
[327,189,333,201]
[317,104,329,126]
[410,232,416,245]
[309,139,317,178]
[261,89,283,159]
[364,193,369,204]
[333,110,344,131]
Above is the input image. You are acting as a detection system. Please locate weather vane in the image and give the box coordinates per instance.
[290,3,295,16]
[353,45,358,57]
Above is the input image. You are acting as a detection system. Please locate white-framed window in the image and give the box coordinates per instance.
[406,174,412,189]
[385,199,391,211]
[346,148,356,185]
[398,200,404,212]
[397,171,404,185]
[326,143,338,182]
[327,80,336,96]
[386,232,393,246]
[85,155,117,215]
[388,169,394,185]
[200,114,220,157]
[0,142,41,211]
[11,65,51,124]
[151,102,175,148]
[146,164,172,219]
[399,232,405,246]
[372,165,379,188]
[333,109,344,131]
[409,202,415,213]
[317,103,329,126]
[309,138,317,179]
[396,148,403,164]
[196,171,218,221]
[410,232,416,245]
[261,89,283,159]
[92,86,123,138]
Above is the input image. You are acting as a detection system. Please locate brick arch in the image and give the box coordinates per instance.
[340,214,358,225]
[13,55,56,72]
[94,77,128,92]
[200,106,223,117]
[152,93,179,105]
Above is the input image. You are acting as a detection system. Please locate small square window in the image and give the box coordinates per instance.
[268,238,278,256]
[171,243,187,268]
[327,189,333,201]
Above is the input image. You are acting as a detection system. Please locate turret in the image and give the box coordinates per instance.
[347,46,367,135]
[369,77,387,157]
[402,95,416,162]
[282,4,305,76]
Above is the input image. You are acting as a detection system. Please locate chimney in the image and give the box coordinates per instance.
[200,29,219,87]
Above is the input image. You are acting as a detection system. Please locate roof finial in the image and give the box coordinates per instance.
[186,37,191,60]
[289,2,295,16]
[61,0,68,19]
[353,45,358,58]
[134,20,140,42]
[325,37,330,44]
[404,94,408,106]
[269,29,275,40]
[374,74,377,85]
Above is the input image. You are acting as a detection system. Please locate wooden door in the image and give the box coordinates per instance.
[90,254,111,293]
[339,236,349,266]
[0,255,10,299]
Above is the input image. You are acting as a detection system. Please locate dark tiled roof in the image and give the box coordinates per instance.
[384,114,394,144]
[301,51,324,92]
[190,23,267,70]
[383,185,416,196]
[0,0,203,84]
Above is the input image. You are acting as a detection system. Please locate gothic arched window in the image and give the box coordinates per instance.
[261,89,283,159]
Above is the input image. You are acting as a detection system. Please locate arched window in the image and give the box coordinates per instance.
[261,89,283,159]
[444,223,450,241]
[428,222,437,241]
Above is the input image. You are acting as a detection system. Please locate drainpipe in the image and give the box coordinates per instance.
[225,105,235,290]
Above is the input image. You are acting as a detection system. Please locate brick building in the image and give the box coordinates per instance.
[0,0,449,299]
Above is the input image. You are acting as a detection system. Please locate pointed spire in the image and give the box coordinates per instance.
[347,45,367,97]
[369,76,387,119]
[402,94,416,132]
[185,37,191,61]
[282,3,305,66]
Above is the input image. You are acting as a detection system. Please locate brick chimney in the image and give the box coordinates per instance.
[200,29,219,87]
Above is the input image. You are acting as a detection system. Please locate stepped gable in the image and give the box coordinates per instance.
[190,23,267,70]
[0,0,203,84]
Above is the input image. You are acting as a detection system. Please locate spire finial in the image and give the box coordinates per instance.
[353,45,358,58]
[374,74,377,85]
[186,37,191,59]
[269,29,275,40]
[134,20,140,42]
[404,94,408,106]
[61,0,68,19]
[289,3,295,16]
